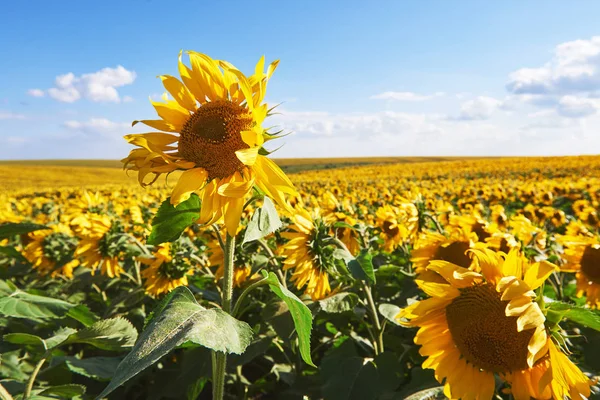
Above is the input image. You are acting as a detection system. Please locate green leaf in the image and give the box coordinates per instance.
[39,384,86,397]
[546,301,600,331]
[61,356,122,381]
[0,222,49,239]
[0,246,28,263]
[404,386,445,400]
[3,333,45,349]
[45,327,78,349]
[0,288,75,321]
[65,317,138,351]
[242,196,282,244]
[98,286,253,398]
[319,292,359,313]
[261,271,315,367]
[147,195,200,245]
[378,303,402,326]
[321,355,379,400]
[67,305,100,327]
[348,249,375,284]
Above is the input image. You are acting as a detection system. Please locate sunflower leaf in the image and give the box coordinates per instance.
[98,286,253,399]
[0,287,75,321]
[39,384,86,397]
[261,270,315,367]
[0,246,29,263]
[147,194,201,245]
[348,249,376,284]
[0,222,49,239]
[546,301,600,331]
[64,317,138,351]
[319,292,359,313]
[242,196,282,244]
[60,356,122,381]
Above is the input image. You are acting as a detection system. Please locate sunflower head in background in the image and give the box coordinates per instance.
[396,247,591,400]
[558,234,600,308]
[122,51,297,235]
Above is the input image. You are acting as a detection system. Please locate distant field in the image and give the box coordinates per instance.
[0,157,489,191]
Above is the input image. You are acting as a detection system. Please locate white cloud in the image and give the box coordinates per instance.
[507,36,600,96]
[46,66,136,103]
[4,136,30,145]
[0,111,26,120]
[122,95,134,103]
[63,118,131,137]
[453,96,502,120]
[27,89,45,97]
[556,95,600,118]
[370,91,445,101]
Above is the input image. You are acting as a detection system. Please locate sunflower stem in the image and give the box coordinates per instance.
[363,283,384,354]
[23,351,50,400]
[213,233,235,400]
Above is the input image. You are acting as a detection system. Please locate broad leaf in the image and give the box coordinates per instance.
[0,288,75,321]
[348,249,375,284]
[61,356,122,381]
[65,317,138,351]
[546,301,600,331]
[98,286,253,398]
[0,222,49,239]
[147,195,200,245]
[378,303,402,326]
[319,292,359,313]
[3,333,45,349]
[67,304,100,327]
[404,386,445,400]
[45,327,78,349]
[261,271,315,367]
[242,196,282,244]
[39,384,86,397]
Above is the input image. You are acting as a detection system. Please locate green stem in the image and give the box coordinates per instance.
[363,283,384,354]
[213,234,235,400]
[232,277,270,318]
[23,352,49,399]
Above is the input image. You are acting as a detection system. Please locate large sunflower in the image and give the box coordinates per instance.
[558,234,600,308]
[122,51,297,235]
[280,208,332,300]
[396,248,591,399]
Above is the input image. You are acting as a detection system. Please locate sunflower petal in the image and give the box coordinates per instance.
[159,74,197,111]
[523,260,557,290]
[170,168,207,206]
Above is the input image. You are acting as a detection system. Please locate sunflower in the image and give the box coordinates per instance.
[396,248,591,399]
[122,51,297,235]
[72,214,123,278]
[322,192,361,256]
[376,203,419,252]
[450,214,492,243]
[411,230,476,280]
[558,234,600,308]
[280,208,332,300]
[139,242,193,297]
[22,224,79,278]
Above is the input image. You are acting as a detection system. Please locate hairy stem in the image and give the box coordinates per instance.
[23,352,50,399]
[213,234,235,400]
[363,283,384,354]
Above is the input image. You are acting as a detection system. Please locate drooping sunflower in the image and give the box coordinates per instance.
[376,202,419,252]
[139,242,194,297]
[72,214,123,278]
[396,248,591,399]
[22,224,79,278]
[558,234,600,308]
[279,208,332,300]
[122,51,297,235]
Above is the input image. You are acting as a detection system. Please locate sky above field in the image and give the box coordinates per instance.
[2,1,600,159]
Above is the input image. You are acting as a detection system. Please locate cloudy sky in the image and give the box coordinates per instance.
[2,1,600,159]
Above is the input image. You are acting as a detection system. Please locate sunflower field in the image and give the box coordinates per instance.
[1,52,600,400]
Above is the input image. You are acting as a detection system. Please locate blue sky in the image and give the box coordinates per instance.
[2,1,600,159]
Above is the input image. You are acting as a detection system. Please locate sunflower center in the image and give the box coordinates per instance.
[580,245,600,284]
[472,222,490,241]
[178,100,253,179]
[382,220,400,237]
[446,283,534,373]
[434,241,471,268]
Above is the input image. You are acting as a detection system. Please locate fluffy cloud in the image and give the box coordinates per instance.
[453,96,502,120]
[370,91,445,101]
[27,89,45,97]
[556,95,600,118]
[46,66,136,103]
[0,111,26,120]
[63,118,131,137]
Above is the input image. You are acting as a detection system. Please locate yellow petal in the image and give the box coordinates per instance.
[178,50,207,104]
[159,74,197,111]
[501,248,524,279]
[170,168,207,206]
[516,303,545,331]
[416,280,460,299]
[498,277,534,301]
[427,260,483,288]
[223,196,245,235]
[150,98,189,129]
[132,119,179,132]
[235,147,259,166]
[217,175,254,198]
[523,260,557,290]
[240,129,263,147]
[505,295,533,316]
